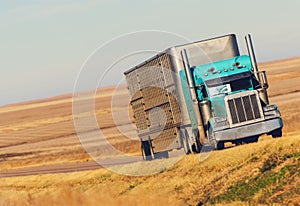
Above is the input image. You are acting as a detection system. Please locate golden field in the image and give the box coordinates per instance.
[0,56,300,205]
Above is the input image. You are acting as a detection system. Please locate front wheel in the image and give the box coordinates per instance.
[207,126,224,150]
[271,128,282,138]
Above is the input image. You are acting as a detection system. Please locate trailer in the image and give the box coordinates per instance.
[124,34,283,160]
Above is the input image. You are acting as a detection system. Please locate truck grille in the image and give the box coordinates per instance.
[225,91,263,126]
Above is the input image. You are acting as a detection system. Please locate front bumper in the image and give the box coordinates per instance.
[214,118,283,141]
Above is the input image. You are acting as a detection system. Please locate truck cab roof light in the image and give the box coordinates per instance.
[233,62,240,67]
[208,67,215,73]
[237,64,247,69]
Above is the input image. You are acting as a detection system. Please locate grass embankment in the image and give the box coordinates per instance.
[1,135,299,206]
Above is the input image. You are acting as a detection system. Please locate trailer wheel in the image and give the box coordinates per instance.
[141,141,153,161]
[207,125,224,150]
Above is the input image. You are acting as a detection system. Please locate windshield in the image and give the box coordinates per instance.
[208,84,231,97]
[231,78,252,91]
[207,78,252,97]
[205,72,253,96]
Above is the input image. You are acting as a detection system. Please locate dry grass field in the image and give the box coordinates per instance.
[0,56,299,205]
[0,86,139,171]
[1,136,299,206]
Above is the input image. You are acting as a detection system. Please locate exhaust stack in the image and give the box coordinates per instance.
[245,34,261,83]
[245,34,269,105]
[181,49,206,145]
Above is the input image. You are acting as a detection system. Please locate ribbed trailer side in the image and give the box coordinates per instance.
[125,52,182,155]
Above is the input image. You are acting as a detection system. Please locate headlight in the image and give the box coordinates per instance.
[263,105,276,112]
[213,117,229,130]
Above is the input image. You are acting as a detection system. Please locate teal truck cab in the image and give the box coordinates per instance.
[181,53,282,150]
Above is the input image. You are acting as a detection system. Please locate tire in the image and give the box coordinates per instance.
[192,130,202,153]
[207,125,224,150]
[141,141,153,161]
[271,128,282,138]
[181,129,192,154]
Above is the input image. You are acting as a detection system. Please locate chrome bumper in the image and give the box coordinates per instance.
[214,118,283,141]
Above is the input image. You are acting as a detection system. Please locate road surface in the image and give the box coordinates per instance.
[0,156,143,178]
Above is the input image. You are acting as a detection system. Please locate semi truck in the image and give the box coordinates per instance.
[124,34,283,160]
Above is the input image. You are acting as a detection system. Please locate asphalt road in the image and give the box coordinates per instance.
[0,156,143,178]
[0,161,102,178]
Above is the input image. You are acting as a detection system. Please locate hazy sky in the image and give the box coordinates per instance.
[1,0,299,106]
